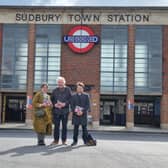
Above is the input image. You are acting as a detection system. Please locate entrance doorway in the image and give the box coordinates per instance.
[134,102,154,125]
[2,95,26,123]
[100,96,126,126]
[134,96,160,127]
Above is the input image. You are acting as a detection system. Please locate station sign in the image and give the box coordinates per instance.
[63,25,99,53]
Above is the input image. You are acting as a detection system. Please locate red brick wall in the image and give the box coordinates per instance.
[0,24,3,83]
[0,24,3,123]
[161,26,168,128]
[61,24,101,122]
[26,24,36,122]
[126,25,135,128]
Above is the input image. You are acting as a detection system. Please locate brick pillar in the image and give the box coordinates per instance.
[161,26,168,129]
[0,24,3,124]
[90,88,100,127]
[0,91,1,122]
[61,24,101,126]
[126,25,135,128]
[26,24,36,124]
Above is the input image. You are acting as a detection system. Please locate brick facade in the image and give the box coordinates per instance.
[0,21,168,129]
[61,24,101,123]
[0,24,3,123]
[161,26,168,129]
[26,24,36,123]
[0,24,2,78]
[126,25,135,128]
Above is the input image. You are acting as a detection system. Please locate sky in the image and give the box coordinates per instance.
[0,0,168,7]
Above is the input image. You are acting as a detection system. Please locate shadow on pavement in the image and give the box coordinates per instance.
[0,145,71,156]
[0,144,90,156]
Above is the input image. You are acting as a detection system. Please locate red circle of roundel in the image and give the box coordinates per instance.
[68,25,95,53]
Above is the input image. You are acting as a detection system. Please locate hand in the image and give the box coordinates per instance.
[46,101,52,107]
[55,102,65,108]
[77,111,83,116]
[55,103,61,108]
[60,102,66,108]
[49,103,53,107]
[41,102,47,107]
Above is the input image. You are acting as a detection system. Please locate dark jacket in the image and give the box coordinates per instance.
[51,86,72,115]
[71,93,90,125]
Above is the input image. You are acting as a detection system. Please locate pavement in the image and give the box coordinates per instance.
[0,130,168,168]
[0,122,168,134]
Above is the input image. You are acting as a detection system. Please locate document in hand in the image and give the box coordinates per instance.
[75,106,83,113]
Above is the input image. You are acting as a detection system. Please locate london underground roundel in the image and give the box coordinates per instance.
[63,26,99,54]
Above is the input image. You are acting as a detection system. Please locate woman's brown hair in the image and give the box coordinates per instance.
[40,83,48,89]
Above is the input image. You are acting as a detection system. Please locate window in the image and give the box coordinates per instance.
[1,24,28,89]
[135,26,162,94]
[101,26,128,94]
[34,25,61,90]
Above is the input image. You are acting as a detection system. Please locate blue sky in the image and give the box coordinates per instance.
[0,0,168,7]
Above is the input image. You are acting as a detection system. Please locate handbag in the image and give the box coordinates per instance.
[86,133,97,146]
[35,109,45,117]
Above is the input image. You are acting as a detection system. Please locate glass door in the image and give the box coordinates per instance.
[134,102,154,125]
[4,95,26,122]
[100,97,126,126]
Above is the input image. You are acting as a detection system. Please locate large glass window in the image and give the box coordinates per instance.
[101,26,128,94]
[135,26,162,94]
[1,24,28,90]
[34,25,61,90]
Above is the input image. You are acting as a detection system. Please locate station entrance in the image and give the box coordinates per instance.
[1,94,26,123]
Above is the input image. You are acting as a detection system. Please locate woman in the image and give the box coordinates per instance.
[70,82,90,146]
[32,83,52,146]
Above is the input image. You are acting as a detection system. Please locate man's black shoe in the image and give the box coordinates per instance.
[71,142,77,146]
[38,143,46,146]
[38,141,46,146]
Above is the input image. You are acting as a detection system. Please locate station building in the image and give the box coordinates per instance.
[0,3,168,129]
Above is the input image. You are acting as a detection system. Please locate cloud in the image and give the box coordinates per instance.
[31,0,78,6]
[30,0,168,6]
[0,0,168,7]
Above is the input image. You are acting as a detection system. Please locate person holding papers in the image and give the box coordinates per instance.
[70,82,91,146]
[50,77,72,145]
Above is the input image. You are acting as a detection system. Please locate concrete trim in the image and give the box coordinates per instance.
[160,124,168,129]
[1,10,168,25]
[25,119,33,125]
[126,122,134,128]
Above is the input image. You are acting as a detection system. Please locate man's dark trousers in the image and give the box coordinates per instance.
[73,124,88,144]
[53,113,68,142]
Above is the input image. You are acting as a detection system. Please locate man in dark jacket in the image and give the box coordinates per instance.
[51,76,72,145]
[70,82,90,146]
